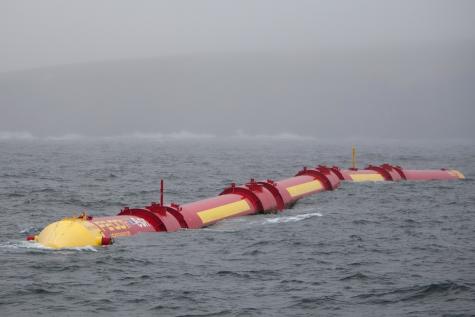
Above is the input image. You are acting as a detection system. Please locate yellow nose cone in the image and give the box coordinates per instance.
[449,170,465,179]
[36,218,103,249]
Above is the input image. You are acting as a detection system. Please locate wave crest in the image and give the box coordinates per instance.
[0,131,35,140]
[264,212,322,224]
[233,130,315,141]
[122,131,216,140]
[44,133,84,141]
[354,281,472,304]
[0,130,319,141]
[0,130,216,141]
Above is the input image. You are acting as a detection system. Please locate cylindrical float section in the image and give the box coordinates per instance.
[179,193,257,228]
[176,170,341,229]
[30,163,464,249]
[34,215,157,249]
[402,169,464,181]
[275,165,341,205]
[333,168,386,182]
[276,175,325,204]
[33,166,342,248]
[337,164,465,182]
[118,205,182,232]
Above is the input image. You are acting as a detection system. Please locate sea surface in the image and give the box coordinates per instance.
[0,136,474,316]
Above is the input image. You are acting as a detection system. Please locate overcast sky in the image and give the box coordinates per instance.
[0,1,474,139]
[1,0,475,72]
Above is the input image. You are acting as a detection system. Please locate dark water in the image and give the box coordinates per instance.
[1,137,474,316]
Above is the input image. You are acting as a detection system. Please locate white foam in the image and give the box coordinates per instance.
[0,130,319,142]
[124,131,216,140]
[263,212,322,224]
[232,130,315,141]
[0,130,217,141]
[67,246,98,252]
[44,133,85,141]
[0,240,52,250]
[0,240,98,252]
[0,131,35,140]
[19,227,40,234]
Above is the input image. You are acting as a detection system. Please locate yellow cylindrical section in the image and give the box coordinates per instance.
[349,173,385,182]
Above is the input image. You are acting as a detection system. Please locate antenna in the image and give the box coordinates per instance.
[160,179,164,206]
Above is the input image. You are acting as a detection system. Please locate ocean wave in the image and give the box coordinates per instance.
[117,131,216,140]
[353,281,472,304]
[289,295,345,309]
[232,130,315,141]
[0,131,35,140]
[340,272,370,281]
[44,133,84,141]
[0,131,86,141]
[0,130,218,141]
[0,130,320,141]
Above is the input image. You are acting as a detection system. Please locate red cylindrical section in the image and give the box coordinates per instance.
[401,169,462,181]
[315,165,342,189]
[90,215,158,238]
[296,166,341,190]
[179,193,256,228]
[331,166,352,181]
[257,180,286,211]
[220,184,264,212]
[275,175,326,204]
[339,169,387,182]
[146,203,187,231]
[117,207,182,232]
[106,165,464,236]
[381,164,406,180]
[338,166,464,182]
[365,165,400,181]
[220,180,279,212]
[246,182,278,211]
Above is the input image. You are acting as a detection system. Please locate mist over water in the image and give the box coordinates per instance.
[1,49,474,140]
[0,139,474,316]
